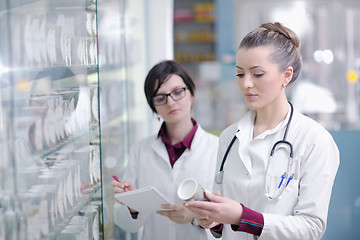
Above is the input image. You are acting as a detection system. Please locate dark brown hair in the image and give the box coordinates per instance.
[144,60,195,113]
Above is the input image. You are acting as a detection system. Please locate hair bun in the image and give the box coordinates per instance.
[260,22,300,48]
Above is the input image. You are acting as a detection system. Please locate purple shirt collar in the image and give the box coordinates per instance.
[158,118,198,150]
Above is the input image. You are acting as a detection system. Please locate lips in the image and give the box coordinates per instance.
[245,93,258,100]
[169,109,179,114]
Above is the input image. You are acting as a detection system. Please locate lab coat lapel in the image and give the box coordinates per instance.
[236,130,252,176]
[151,137,171,167]
[236,112,254,176]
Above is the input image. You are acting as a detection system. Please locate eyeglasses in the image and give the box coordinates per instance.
[152,87,188,106]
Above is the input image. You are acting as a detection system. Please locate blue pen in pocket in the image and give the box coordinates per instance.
[285,173,295,187]
[278,172,287,188]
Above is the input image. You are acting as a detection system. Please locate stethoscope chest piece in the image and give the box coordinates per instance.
[215,170,224,184]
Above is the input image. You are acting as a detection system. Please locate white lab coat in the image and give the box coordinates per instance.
[213,105,339,240]
[114,125,219,240]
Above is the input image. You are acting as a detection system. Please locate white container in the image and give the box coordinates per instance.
[177,178,209,201]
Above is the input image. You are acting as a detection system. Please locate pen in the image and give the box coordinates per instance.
[112,175,128,191]
[278,172,287,188]
[285,173,294,187]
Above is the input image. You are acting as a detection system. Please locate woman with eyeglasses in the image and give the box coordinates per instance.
[112,60,219,240]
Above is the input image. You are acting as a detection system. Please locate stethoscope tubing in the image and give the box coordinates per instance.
[219,130,239,173]
[216,102,294,200]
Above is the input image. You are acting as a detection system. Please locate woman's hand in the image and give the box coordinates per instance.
[157,203,194,224]
[185,191,243,228]
[111,178,135,194]
[111,179,137,213]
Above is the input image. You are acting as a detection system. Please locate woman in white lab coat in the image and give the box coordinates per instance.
[185,22,340,240]
[112,60,219,240]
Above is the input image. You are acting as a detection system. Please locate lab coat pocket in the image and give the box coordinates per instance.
[266,176,299,214]
[267,175,286,198]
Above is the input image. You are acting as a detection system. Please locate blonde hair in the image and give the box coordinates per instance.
[239,22,302,83]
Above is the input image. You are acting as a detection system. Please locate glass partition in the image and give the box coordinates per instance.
[97,0,150,239]
[0,0,102,238]
[0,0,154,239]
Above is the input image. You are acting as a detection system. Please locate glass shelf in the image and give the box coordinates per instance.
[41,182,101,240]
[0,0,152,239]
[0,0,102,239]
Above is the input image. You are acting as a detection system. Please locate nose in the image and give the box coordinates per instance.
[165,94,176,105]
[238,75,254,89]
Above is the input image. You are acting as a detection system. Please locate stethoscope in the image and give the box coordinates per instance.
[215,102,294,200]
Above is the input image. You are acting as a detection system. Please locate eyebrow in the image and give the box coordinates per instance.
[156,86,186,95]
[236,65,263,70]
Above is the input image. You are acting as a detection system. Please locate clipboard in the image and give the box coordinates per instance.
[114,186,173,213]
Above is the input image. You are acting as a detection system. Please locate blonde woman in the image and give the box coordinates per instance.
[186,22,339,240]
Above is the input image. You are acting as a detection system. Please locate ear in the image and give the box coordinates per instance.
[283,66,293,86]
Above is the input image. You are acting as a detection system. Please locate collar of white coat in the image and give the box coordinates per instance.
[235,102,292,175]
[151,124,206,165]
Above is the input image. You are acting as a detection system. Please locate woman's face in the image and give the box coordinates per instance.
[236,46,291,110]
[154,74,193,124]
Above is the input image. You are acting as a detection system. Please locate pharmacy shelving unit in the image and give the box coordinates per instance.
[0,0,150,239]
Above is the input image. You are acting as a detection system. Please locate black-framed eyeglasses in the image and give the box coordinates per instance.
[152,87,188,106]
